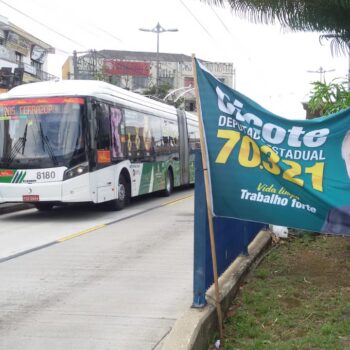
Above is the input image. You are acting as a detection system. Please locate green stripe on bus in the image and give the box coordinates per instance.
[11,171,20,183]
[12,171,26,183]
[19,171,26,183]
[0,176,13,183]
[139,163,154,195]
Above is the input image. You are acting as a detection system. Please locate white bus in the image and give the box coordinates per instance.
[0,80,199,211]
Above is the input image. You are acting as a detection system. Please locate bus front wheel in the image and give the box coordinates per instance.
[108,174,129,211]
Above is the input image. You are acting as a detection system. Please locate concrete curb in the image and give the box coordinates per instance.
[0,203,34,215]
[161,229,272,350]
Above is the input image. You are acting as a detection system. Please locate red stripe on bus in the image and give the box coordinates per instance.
[0,97,85,106]
[0,170,14,177]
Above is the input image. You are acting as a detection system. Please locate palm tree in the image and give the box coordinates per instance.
[203,0,350,54]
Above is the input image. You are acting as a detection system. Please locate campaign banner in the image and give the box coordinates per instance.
[194,58,350,235]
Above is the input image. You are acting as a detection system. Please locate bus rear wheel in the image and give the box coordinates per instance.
[108,174,129,211]
[162,169,174,197]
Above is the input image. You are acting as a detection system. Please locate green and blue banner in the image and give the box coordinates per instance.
[194,58,350,235]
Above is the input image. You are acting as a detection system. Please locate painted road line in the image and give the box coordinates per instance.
[0,193,194,264]
[0,225,106,264]
[106,194,194,226]
[162,194,193,207]
[0,241,58,264]
[57,224,106,242]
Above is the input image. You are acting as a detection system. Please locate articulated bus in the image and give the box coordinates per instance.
[0,80,199,211]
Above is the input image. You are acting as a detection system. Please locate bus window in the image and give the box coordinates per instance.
[149,115,162,158]
[162,119,179,155]
[124,109,146,160]
[143,114,156,160]
[95,103,111,163]
[188,124,200,152]
[110,106,124,160]
[95,103,110,149]
[169,120,179,151]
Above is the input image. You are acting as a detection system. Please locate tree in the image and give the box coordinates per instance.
[203,0,350,54]
[142,83,172,101]
[307,79,350,117]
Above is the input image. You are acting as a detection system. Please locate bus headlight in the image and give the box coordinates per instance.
[63,162,89,180]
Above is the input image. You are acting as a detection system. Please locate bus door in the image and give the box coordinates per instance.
[177,110,189,185]
[93,102,116,203]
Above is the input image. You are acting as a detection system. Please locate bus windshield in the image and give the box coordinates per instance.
[0,97,86,169]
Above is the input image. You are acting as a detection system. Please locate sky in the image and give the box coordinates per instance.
[0,0,348,120]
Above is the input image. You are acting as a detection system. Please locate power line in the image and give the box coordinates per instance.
[0,0,87,50]
[95,26,123,44]
[54,48,71,56]
[22,0,123,48]
[0,0,124,54]
[178,0,214,39]
[210,5,232,36]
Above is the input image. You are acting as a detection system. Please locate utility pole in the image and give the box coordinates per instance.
[307,66,335,83]
[73,50,78,80]
[139,22,178,95]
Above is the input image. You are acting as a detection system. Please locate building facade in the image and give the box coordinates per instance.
[62,49,234,110]
[0,15,56,91]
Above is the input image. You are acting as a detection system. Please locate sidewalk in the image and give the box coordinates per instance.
[161,229,272,350]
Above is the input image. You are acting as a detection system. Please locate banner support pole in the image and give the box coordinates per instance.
[192,54,224,342]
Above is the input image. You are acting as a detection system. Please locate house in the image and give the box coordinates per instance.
[0,15,56,91]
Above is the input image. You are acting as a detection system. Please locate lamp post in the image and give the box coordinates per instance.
[307,66,335,83]
[139,22,178,95]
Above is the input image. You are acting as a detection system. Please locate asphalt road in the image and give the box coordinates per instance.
[0,189,194,349]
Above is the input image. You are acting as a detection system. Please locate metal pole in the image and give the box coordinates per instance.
[156,23,160,95]
[192,54,224,342]
[163,85,194,101]
[139,23,178,97]
[320,67,324,83]
[73,50,78,80]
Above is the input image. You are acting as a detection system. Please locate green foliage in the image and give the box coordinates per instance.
[93,71,109,82]
[204,1,350,54]
[308,79,350,116]
[220,234,350,349]
[255,268,269,280]
[142,83,173,100]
